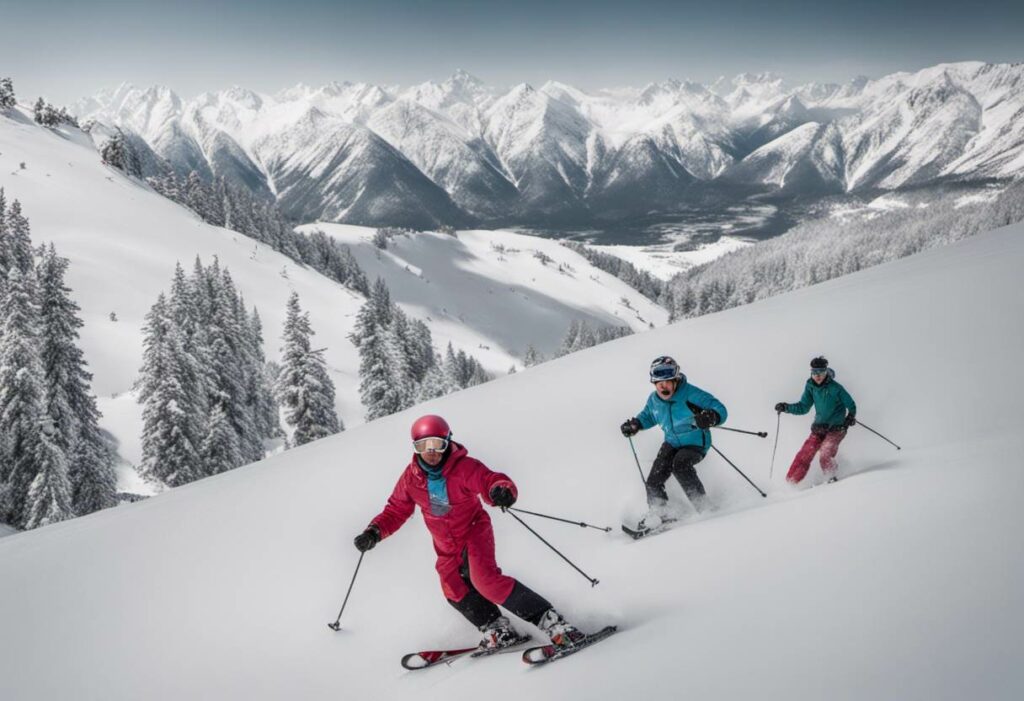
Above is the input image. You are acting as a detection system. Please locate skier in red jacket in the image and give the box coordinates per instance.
[354,414,584,651]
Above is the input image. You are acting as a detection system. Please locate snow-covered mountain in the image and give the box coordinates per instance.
[0,107,665,487]
[72,62,1024,227]
[1,201,1021,698]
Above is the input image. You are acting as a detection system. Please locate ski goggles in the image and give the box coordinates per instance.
[413,437,449,454]
[810,368,828,377]
[650,364,679,382]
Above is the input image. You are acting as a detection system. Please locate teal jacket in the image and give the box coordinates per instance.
[784,369,856,428]
[635,375,728,452]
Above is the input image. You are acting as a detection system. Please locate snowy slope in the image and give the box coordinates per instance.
[300,224,666,367]
[1,213,1021,699]
[0,108,665,475]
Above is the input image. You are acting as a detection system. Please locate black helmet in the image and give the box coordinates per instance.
[810,356,829,370]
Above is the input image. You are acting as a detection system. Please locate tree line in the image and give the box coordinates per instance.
[0,192,118,530]
[351,278,490,421]
[663,181,1024,320]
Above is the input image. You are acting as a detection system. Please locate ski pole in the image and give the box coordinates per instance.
[769,412,781,480]
[627,435,647,488]
[504,509,600,587]
[854,420,902,450]
[327,551,365,631]
[712,426,768,438]
[508,506,612,532]
[710,444,767,498]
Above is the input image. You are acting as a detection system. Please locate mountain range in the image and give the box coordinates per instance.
[73,62,1024,228]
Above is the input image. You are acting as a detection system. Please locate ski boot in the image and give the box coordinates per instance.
[537,608,586,650]
[478,616,523,652]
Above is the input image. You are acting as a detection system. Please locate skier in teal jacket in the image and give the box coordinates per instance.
[775,356,857,484]
[621,356,728,525]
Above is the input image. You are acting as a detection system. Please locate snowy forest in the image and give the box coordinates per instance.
[137,259,284,487]
[664,182,1024,319]
[0,192,118,529]
[351,278,491,421]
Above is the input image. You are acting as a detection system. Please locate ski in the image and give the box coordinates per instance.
[400,635,531,670]
[522,626,618,666]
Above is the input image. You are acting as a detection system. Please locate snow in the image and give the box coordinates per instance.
[71,62,1024,222]
[0,109,665,487]
[1,209,1022,698]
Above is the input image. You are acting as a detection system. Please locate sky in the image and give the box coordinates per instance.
[1,0,1023,104]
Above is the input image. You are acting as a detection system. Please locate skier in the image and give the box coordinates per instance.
[619,356,728,527]
[353,414,586,652]
[774,356,857,484]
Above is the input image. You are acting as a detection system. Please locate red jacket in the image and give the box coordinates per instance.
[370,442,516,552]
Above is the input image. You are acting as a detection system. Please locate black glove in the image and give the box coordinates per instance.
[353,525,381,552]
[775,402,787,413]
[844,414,857,428]
[694,409,720,430]
[620,418,642,437]
[489,485,516,508]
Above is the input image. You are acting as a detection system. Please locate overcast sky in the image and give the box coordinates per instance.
[2,0,1022,104]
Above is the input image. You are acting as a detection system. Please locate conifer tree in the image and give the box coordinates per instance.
[138,294,202,487]
[0,77,16,110]
[37,244,117,514]
[277,293,341,445]
[0,267,57,527]
[23,429,74,529]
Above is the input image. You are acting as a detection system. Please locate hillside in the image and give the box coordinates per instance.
[0,107,665,485]
[0,215,1020,699]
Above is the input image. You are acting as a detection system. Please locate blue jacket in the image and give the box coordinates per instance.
[635,375,728,452]
[784,369,856,428]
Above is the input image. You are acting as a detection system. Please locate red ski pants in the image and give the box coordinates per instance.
[434,516,516,605]
[786,429,847,484]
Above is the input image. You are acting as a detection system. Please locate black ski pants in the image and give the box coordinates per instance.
[646,443,707,507]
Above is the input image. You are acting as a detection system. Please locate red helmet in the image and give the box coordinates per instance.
[410,414,451,441]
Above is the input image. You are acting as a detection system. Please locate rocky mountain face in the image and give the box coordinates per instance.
[73,62,1024,228]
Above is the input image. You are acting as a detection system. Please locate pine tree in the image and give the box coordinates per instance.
[247,308,282,443]
[23,430,74,529]
[5,199,35,277]
[199,403,242,476]
[0,77,15,111]
[137,294,202,487]
[277,293,341,445]
[0,267,58,528]
[32,97,46,124]
[416,359,454,403]
[523,344,543,367]
[37,244,116,514]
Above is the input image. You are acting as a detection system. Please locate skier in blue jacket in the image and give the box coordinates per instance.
[620,356,728,525]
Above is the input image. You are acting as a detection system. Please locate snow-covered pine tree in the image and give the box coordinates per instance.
[523,344,543,367]
[246,307,283,444]
[184,171,211,221]
[0,267,63,528]
[199,402,242,476]
[382,311,415,412]
[277,292,341,445]
[137,294,202,487]
[5,199,35,277]
[37,244,117,514]
[23,428,74,529]
[100,129,142,178]
[416,357,455,403]
[201,266,251,470]
[32,97,46,125]
[0,77,15,110]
